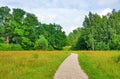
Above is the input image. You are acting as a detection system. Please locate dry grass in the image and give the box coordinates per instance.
[0,51,69,79]
[1,50,119,79]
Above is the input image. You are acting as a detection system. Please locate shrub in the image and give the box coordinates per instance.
[0,37,4,43]
[34,35,48,50]
[111,35,120,50]
[0,43,23,51]
[10,44,23,50]
[47,45,54,51]
[21,37,33,50]
[95,42,110,50]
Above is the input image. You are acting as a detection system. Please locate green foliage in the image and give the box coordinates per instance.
[73,9,120,50]
[0,6,68,50]
[95,42,110,50]
[34,35,48,50]
[63,46,71,50]
[73,36,88,50]
[111,35,120,50]
[36,23,68,50]
[0,37,4,43]
[68,27,81,46]
[21,37,33,50]
[47,45,54,51]
[0,43,23,50]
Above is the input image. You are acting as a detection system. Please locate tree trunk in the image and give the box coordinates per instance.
[4,36,9,44]
[92,41,94,50]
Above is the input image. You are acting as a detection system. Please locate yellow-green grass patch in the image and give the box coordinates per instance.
[78,51,120,79]
[0,51,70,79]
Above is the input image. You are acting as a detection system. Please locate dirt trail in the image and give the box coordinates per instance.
[54,53,88,79]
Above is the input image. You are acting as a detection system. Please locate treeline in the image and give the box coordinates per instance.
[69,9,120,50]
[0,6,68,50]
[1,6,120,51]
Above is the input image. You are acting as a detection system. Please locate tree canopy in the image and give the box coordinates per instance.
[0,6,68,50]
[1,6,120,50]
[72,9,120,50]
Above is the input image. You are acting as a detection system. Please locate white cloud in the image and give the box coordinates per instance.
[28,8,88,35]
[100,8,112,16]
[92,0,119,6]
[94,8,112,17]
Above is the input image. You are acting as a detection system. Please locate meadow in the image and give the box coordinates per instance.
[0,51,69,79]
[0,51,120,79]
[78,51,120,79]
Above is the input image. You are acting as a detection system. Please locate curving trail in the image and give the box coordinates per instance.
[54,53,88,79]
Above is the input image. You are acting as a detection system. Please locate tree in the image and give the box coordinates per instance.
[20,37,32,50]
[11,9,39,49]
[23,13,38,40]
[74,35,88,50]
[74,27,91,50]
[95,42,110,50]
[36,23,68,50]
[10,8,26,44]
[68,27,81,46]
[73,9,120,50]
[34,35,48,50]
[0,6,11,44]
[0,6,69,50]
[111,35,120,50]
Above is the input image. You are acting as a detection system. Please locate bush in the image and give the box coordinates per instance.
[110,35,120,50]
[95,42,110,50]
[21,37,34,50]
[47,45,54,51]
[34,35,48,50]
[0,37,4,43]
[73,36,88,50]
[0,43,23,51]
[10,44,23,50]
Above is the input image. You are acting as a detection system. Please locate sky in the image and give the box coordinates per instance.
[0,0,120,35]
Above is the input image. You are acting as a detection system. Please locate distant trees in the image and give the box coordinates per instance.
[2,6,120,50]
[36,23,68,50]
[0,6,68,50]
[68,27,81,48]
[71,9,120,50]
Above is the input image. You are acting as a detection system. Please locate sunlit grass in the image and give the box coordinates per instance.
[1,50,119,79]
[0,51,70,79]
[78,51,120,79]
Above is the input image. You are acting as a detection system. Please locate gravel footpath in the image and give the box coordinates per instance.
[54,53,88,79]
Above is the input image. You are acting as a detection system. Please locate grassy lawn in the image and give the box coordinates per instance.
[78,51,120,79]
[0,51,70,79]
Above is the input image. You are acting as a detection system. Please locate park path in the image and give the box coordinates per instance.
[54,53,88,79]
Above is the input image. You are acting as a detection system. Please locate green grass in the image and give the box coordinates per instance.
[78,51,120,79]
[1,51,120,79]
[0,51,70,79]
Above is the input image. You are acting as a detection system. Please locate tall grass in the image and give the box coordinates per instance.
[78,51,120,79]
[0,51,69,79]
